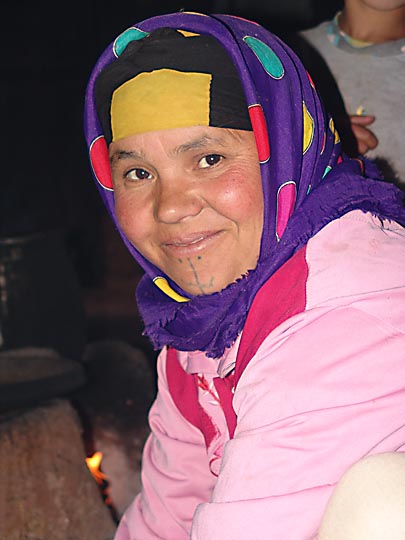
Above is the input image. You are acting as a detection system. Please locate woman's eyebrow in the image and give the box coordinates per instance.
[173,135,227,155]
[109,134,230,163]
[110,150,145,163]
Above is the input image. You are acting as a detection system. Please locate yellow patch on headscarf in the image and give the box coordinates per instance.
[177,30,200,37]
[329,117,340,144]
[182,12,209,16]
[111,69,211,140]
[153,277,190,303]
[302,101,314,154]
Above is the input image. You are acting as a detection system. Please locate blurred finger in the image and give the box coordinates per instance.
[351,124,378,154]
[350,114,376,127]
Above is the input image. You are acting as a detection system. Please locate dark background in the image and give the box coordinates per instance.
[0,0,342,359]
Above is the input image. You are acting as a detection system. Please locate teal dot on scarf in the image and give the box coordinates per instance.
[243,36,284,79]
[114,27,150,57]
[322,165,332,178]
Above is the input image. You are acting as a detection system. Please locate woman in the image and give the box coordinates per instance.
[84,12,405,540]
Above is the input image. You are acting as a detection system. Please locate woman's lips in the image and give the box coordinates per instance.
[162,230,225,256]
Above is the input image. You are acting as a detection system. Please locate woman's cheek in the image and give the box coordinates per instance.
[212,172,263,219]
[114,192,146,244]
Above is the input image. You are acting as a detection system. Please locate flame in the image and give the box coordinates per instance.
[86,451,108,485]
[85,450,117,520]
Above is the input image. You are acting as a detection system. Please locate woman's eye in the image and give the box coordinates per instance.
[126,168,153,181]
[198,154,223,169]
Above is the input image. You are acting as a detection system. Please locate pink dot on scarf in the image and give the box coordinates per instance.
[276,181,296,241]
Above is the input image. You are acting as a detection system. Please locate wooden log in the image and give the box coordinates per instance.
[0,399,116,540]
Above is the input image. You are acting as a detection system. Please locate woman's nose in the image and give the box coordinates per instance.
[153,176,203,223]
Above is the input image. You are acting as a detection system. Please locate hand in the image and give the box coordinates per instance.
[349,115,378,155]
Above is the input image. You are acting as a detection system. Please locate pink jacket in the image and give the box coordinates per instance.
[115,210,405,540]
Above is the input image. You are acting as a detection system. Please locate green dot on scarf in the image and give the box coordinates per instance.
[323,165,332,178]
[243,36,284,79]
[114,27,150,57]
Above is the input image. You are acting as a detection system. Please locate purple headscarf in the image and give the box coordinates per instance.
[84,12,405,358]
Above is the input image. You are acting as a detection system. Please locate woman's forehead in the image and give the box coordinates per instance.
[109,125,255,159]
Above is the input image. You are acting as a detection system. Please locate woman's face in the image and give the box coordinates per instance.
[109,125,264,296]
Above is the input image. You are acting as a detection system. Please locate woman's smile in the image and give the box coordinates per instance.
[161,230,225,254]
[110,125,264,296]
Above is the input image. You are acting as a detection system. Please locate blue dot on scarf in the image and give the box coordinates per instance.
[114,27,150,57]
[243,36,284,79]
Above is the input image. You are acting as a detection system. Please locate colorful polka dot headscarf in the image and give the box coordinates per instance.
[84,12,405,358]
[94,28,253,144]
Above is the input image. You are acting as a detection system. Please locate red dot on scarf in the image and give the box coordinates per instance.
[89,136,113,190]
[248,104,270,163]
[306,70,316,90]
